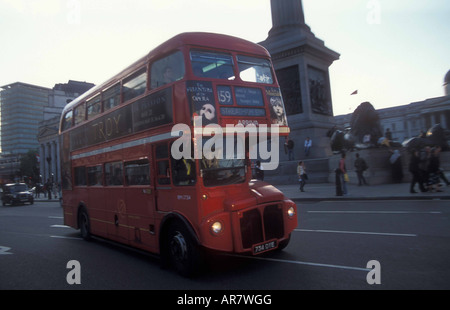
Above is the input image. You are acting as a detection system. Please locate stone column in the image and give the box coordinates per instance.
[51,141,57,182]
[39,144,45,183]
[269,0,305,36]
[45,143,52,182]
[260,0,340,160]
[56,138,61,183]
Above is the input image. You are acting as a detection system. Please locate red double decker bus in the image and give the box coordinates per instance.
[59,32,297,276]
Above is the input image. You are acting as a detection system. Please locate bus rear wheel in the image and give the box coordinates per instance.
[167,222,201,277]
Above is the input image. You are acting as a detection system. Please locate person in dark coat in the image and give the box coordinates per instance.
[354,153,368,186]
[409,150,426,193]
[427,147,443,192]
[390,150,403,183]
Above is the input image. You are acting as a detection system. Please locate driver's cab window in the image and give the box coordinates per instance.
[171,142,196,186]
[155,144,171,185]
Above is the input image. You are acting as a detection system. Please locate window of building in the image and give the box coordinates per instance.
[151,51,185,89]
[123,68,147,102]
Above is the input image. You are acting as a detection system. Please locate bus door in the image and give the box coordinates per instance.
[153,143,172,212]
[153,142,198,214]
[123,158,157,249]
[104,161,129,244]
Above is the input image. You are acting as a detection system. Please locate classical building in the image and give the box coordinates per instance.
[37,116,62,185]
[335,70,450,143]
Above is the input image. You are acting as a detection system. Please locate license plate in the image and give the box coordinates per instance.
[252,240,277,254]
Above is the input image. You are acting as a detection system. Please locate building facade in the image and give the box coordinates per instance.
[335,70,450,143]
[37,116,61,185]
[0,82,51,155]
[0,80,94,183]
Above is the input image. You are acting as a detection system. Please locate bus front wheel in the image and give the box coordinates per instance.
[167,221,201,277]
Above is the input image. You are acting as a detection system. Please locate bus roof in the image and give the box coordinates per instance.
[61,32,271,115]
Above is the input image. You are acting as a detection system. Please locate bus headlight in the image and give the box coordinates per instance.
[287,206,295,218]
[211,221,223,234]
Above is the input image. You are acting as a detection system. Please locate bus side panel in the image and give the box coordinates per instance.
[74,187,101,237]
[62,193,77,228]
[156,187,201,243]
[125,186,158,252]
[87,187,107,237]
[105,187,129,244]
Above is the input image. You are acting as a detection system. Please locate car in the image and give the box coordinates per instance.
[1,183,34,206]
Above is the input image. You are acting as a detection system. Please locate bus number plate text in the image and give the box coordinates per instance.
[253,240,277,254]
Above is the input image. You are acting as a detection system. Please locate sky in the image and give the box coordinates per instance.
[0,0,449,116]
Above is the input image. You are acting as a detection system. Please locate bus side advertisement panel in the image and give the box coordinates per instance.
[69,87,174,152]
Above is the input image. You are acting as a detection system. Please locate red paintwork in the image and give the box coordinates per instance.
[60,32,297,258]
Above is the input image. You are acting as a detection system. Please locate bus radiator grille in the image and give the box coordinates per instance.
[240,205,284,249]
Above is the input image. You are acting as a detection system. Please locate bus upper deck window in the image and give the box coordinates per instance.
[74,103,86,125]
[123,68,147,102]
[103,83,121,111]
[237,55,273,84]
[190,50,235,80]
[150,51,185,89]
[87,95,101,119]
[62,110,73,131]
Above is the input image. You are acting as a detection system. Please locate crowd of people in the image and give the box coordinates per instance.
[33,180,61,199]
[408,145,449,193]
[282,128,448,195]
[333,146,449,196]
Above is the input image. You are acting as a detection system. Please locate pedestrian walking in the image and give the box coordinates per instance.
[434,146,450,186]
[35,183,42,198]
[418,146,431,190]
[354,153,368,185]
[408,149,426,193]
[390,150,403,183]
[385,128,392,141]
[285,137,295,160]
[297,161,307,192]
[304,137,312,157]
[339,152,348,195]
[427,147,443,192]
[335,167,343,196]
[46,179,53,200]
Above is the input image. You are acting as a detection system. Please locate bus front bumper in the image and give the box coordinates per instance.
[200,200,297,254]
